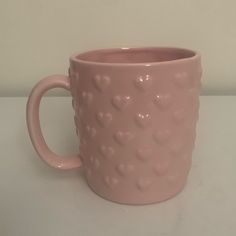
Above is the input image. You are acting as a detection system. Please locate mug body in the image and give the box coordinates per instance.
[69,47,201,204]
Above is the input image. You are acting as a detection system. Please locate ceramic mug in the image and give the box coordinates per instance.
[27,47,202,204]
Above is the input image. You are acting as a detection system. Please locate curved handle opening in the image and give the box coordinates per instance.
[26,75,82,169]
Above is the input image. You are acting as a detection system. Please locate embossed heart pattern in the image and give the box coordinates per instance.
[27,47,201,204]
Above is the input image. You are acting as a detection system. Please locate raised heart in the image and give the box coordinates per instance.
[114,131,134,145]
[85,125,96,138]
[154,161,169,176]
[134,75,152,91]
[154,93,172,110]
[89,156,100,169]
[96,112,112,127]
[173,109,185,123]
[82,92,93,105]
[153,129,171,144]
[170,141,184,156]
[173,72,189,88]
[112,95,131,111]
[137,178,152,191]
[93,75,110,92]
[116,163,134,176]
[135,113,151,128]
[104,176,119,188]
[167,174,179,183]
[136,147,152,162]
[99,145,114,159]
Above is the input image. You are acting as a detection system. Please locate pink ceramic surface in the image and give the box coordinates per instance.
[27,47,202,204]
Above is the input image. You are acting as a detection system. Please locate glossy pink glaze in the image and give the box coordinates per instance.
[26,75,82,169]
[27,47,201,204]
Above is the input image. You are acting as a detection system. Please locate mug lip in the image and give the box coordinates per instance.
[69,46,200,66]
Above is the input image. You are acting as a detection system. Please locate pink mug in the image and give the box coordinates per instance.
[27,47,201,204]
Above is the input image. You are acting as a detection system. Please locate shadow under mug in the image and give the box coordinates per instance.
[27,47,202,204]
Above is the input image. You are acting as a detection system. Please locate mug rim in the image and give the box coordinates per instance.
[70,47,200,66]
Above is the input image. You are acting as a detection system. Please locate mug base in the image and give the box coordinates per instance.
[86,178,188,205]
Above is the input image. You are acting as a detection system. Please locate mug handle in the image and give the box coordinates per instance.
[26,75,82,169]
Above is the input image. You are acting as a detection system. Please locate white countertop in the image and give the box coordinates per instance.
[1,96,236,236]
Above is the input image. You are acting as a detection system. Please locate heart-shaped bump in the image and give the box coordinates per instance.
[99,145,114,159]
[173,109,185,124]
[82,92,93,106]
[112,95,131,111]
[154,93,172,110]
[134,75,152,91]
[137,178,152,191]
[188,88,199,100]
[170,141,184,156]
[181,153,190,162]
[136,147,152,162]
[104,176,119,188]
[167,174,179,183]
[173,72,189,88]
[89,156,100,169]
[114,131,134,145]
[93,75,110,92]
[116,163,134,177]
[135,113,151,128]
[154,161,169,176]
[85,125,96,138]
[96,112,112,127]
[153,129,171,144]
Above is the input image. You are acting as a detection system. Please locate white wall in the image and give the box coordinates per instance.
[1,0,236,96]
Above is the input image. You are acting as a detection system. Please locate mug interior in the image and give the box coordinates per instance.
[75,47,196,64]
